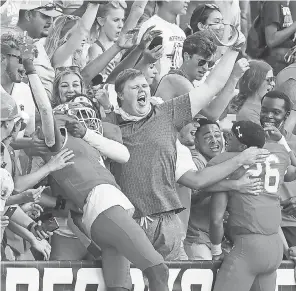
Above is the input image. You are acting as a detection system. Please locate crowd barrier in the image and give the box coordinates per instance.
[1,260,295,291]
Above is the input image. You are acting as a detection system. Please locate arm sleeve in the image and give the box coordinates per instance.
[175,140,197,181]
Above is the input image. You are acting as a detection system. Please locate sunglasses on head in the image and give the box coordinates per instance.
[56,66,81,74]
[6,53,22,64]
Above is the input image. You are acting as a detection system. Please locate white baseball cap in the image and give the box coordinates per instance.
[20,1,63,17]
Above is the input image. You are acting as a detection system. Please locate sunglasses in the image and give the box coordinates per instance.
[6,54,22,64]
[56,66,81,74]
[197,58,215,69]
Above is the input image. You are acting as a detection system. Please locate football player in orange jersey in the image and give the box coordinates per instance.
[209,120,296,291]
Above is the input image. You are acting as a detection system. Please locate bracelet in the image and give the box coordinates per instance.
[27,221,36,231]
[211,243,222,256]
[278,136,292,152]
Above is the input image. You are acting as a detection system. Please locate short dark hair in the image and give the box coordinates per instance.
[232,121,265,148]
[261,90,292,112]
[115,69,144,107]
[187,4,220,35]
[182,31,217,60]
[195,118,220,139]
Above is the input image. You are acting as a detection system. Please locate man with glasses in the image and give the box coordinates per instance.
[0,33,35,137]
[155,30,250,122]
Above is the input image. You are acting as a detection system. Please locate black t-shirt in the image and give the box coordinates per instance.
[262,0,295,49]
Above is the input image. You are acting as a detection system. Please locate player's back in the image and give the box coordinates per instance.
[49,113,120,209]
[208,144,290,236]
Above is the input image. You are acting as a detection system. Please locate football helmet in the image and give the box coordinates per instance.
[54,99,103,135]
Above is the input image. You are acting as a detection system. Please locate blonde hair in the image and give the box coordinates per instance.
[44,15,80,61]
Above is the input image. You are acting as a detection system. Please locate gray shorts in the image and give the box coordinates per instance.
[135,211,184,261]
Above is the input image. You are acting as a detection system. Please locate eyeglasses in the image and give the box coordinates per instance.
[56,66,81,74]
[6,54,22,64]
[197,58,215,69]
[266,76,275,84]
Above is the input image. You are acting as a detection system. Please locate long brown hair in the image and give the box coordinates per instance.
[231,60,272,112]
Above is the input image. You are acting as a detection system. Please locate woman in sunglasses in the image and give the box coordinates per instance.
[231,60,275,124]
[44,2,100,69]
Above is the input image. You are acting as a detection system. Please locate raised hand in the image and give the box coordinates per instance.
[19,31,38,61]
[138,26,162,50]
[231,58,250,79]
[116,28,139,49]
[93,87,111,110]
[143,45,164,64]
[46,149,75,172]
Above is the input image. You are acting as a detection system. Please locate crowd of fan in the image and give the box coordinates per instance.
[1,0,296,277]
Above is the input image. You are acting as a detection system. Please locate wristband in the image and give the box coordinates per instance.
[211,243,222,256]
[27,221,36,231]
[278,136,292,152]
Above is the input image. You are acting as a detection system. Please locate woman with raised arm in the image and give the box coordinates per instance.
[45,1,100,68]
